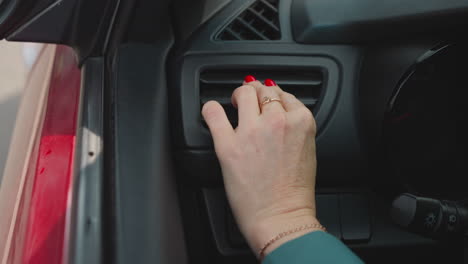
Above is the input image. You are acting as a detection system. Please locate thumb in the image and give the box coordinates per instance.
[202,101,235,150]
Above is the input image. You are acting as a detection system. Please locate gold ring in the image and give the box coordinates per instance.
[261,96,282,106]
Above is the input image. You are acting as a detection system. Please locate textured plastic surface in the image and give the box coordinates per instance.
[112,43,187,264]
[291,0,468,43]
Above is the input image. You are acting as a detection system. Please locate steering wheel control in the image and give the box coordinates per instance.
[391,193,468,239]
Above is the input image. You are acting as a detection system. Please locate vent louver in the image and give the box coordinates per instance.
[215,0,281,41]
[200,69,324,127]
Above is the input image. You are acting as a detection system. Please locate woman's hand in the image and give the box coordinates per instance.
[202,76,322,258]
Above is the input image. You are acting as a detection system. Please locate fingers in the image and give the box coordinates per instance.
[264,79,306,112]
[202,101,235,148]
[246,80,284,113]
[231,84,260,126]
[279,92,306,112]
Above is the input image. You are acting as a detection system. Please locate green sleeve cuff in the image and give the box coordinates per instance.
[263,231,364,264]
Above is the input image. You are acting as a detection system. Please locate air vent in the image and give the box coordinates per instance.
[200,69,324,127]
[215,0,281,41]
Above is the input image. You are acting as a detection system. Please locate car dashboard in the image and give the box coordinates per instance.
[107,0,468,263]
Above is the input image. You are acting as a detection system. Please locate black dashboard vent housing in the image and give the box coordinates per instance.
[200,68,324,127]
[215,0,281,41]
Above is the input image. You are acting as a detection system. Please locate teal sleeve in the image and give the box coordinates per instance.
[263,231,364,264]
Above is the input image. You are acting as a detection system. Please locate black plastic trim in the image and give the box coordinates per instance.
[171,45,365,186]
[112,43,188,264]
[0,0,36,36]
[203,189,249,256]
[291,0,468,43]
[68,58,104,264]
[2,0,124,63]
[214,0,281,41]
[175,54,339,149]
[358,41,438,168]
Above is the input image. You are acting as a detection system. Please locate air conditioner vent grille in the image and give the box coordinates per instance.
[215,0,281,41]
[200,68,324,127]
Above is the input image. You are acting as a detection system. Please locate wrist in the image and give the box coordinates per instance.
[245,208,323,259]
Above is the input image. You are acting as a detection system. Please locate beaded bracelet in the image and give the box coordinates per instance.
[259,223,326,260]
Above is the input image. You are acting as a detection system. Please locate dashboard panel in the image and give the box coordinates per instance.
[166,0,467,263]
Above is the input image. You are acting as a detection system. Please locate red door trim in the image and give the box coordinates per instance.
[21,45,81,264]
[2,45,82,264]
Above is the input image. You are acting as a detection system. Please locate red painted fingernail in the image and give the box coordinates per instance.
[244,75,256,83]
[265,79,277,86]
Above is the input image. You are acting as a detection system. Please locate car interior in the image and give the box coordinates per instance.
[1,0,468,263]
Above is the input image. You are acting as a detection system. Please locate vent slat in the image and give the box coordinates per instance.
[225,28,242,40]
[201,97,232,105]
[276,80,323,86]
[200,79,323,88]
[235,17,270,40]
[299,99,319,106]
[216,0,280,41]
[246,8,280,32]
[200,70,322,83]
[259,0,278,12]
[200,98,319,107]
[200,68,324,128]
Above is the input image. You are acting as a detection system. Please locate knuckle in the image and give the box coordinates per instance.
[266,112,287,130]
[283,92,297,103]
[301,110,317,134]
[236,85,255,97]
[307,120,317,135]
[299,107,314,122]
[291,108,316,134]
